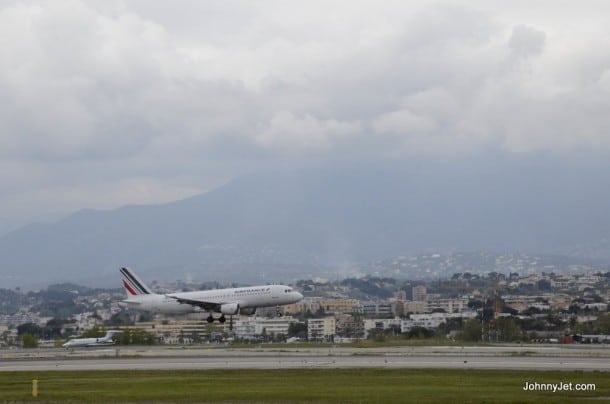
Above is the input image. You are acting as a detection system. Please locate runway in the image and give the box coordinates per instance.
[1,345,610,371]
[2,355,609,372]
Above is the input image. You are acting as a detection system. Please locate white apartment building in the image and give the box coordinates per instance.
[426,297,469,313]
[255,316,295,336]
[307,317,336,342]
[224,316,297,339]
[401,312,478,332]
[363,318,402,338]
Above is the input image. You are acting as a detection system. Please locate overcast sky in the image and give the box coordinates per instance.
[1,0,609,235]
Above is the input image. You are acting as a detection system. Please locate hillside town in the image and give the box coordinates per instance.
[2,269,610,347]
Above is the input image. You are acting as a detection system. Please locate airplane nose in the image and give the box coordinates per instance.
[295,292,304,301]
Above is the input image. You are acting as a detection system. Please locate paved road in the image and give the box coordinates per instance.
[2,354,609,372]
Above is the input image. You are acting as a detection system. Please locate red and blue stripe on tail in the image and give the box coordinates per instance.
[120,267,152,296]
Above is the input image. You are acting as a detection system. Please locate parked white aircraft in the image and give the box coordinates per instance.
[62,330,121,348]
[120,267,303,325]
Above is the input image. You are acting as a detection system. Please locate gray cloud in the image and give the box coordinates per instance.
[509,25,546,58]
[1,1,609,233]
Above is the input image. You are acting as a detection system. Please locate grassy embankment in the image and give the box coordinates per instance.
[0,369,608,402]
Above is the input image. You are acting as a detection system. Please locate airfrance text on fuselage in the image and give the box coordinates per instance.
[235,288,270,294]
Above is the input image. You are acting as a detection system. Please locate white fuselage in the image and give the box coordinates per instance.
[122,294,195,314]
[62,336,114,348]
[122,284,303,315]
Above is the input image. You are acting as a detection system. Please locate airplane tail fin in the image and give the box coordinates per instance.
[104,330,122,340]
[120,267,153,297]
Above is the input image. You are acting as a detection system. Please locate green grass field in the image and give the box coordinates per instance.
[0,369,608,403]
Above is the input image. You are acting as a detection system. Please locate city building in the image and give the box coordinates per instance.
[426,297,469,313]
[412,285,427,302]
[318,299,361,314]
[363,318,402,338]
[335,313,364,339]
[307,317,336,342]
[403,300,428,314]
[401,312,477,332]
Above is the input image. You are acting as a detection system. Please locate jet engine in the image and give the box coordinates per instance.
[220,303,239,315]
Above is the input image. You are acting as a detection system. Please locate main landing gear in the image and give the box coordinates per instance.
[205,313,234,330]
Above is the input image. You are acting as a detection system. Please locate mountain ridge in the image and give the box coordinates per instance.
[1,157,610,287]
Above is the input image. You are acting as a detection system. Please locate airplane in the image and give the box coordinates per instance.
[62,330,121,348]
[119,267,303,326]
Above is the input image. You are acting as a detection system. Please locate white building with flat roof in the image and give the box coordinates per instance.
[401,312,478,332]
[232,316,296,339]
[307,317,336,342]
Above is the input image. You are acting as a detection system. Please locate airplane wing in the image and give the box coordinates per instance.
[167,295,222,312]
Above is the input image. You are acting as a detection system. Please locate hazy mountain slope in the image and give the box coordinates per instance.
[1,155,609,287]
